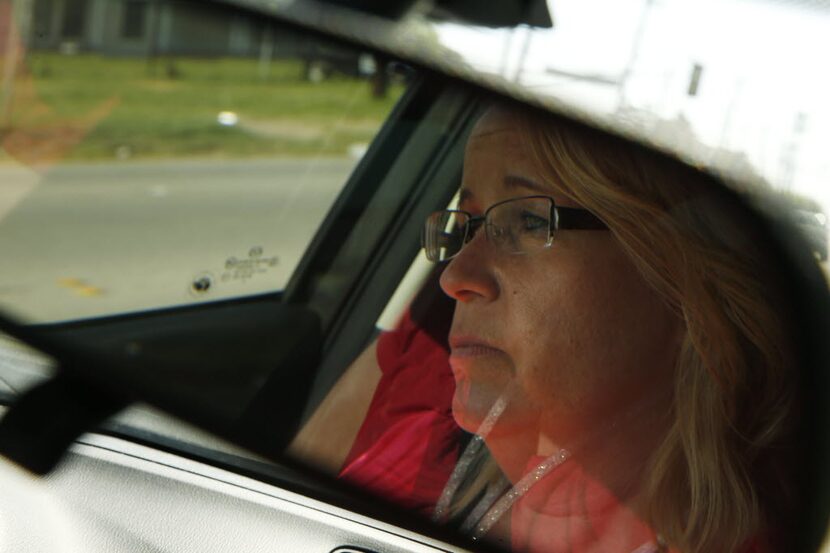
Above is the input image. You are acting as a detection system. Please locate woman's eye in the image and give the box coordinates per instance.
[519,212,549,233]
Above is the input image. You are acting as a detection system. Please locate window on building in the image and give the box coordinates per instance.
[122,0,148,39]
[60,0,87,38]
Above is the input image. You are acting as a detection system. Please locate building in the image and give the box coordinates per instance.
[27,0,315,58]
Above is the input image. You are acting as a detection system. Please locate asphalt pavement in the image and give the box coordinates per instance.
[0,157,358,323]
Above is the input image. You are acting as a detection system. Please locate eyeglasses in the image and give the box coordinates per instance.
[422,195,608,262]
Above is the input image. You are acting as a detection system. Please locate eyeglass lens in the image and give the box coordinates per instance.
[487,196,552,254]
[424,210,469,262]
[423,197,554,262]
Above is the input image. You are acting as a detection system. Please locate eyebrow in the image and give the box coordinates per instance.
[503,175,549,194]
[458,175,549,209]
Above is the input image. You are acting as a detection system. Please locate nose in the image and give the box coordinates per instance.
[439,230,500,303]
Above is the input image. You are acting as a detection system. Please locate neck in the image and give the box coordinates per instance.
[537,394,673,509]
[484,423,540,483]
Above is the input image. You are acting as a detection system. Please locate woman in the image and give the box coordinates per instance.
[293,102,801,553]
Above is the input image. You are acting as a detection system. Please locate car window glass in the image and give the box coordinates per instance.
[375,194,459,331]
[0,2,405,324]
[292,102,822,553]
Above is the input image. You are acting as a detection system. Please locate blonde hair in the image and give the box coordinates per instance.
[509,107,799,552]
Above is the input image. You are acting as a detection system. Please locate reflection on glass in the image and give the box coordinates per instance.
[433,0,830,231]
[300,103,806,553]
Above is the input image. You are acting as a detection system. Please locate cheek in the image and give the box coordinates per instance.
[503,272,587,406]
[587,257,681,376]
[507,249,680,415]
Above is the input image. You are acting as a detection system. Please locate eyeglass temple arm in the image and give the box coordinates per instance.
[555,207,608,230]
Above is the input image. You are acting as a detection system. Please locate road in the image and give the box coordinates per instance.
[0,157,358,323]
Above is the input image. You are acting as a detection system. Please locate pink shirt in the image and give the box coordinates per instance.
[510,455,660,553]
[339,307,461,515]
[338,307,772,552]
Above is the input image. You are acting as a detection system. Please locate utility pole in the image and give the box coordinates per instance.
[617,0,653,111]
[146,0,160,76]
[778,112,807,190]
[258,24,274,81]
[1,0,32,129]
[514,26,533,84]
[499,29,513,78]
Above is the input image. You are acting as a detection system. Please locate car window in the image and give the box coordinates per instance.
[291,100,826,553]
[0,2,404,324]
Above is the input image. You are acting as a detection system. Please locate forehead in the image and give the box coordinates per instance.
[464,109,537,174]
[467,106,527,147]
[461,108,546,204]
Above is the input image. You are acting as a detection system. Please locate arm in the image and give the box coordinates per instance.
[287,339,381,474]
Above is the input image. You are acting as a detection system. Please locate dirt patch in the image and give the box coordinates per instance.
[240,119,325,141]
[239,118,382,141]
[138,80,182,92]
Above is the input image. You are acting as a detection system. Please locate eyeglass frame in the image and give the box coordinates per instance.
[422,195,609,262]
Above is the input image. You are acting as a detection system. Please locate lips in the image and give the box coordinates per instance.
[449,335,504,358]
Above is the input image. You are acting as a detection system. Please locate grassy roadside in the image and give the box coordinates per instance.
[2,53,404,163]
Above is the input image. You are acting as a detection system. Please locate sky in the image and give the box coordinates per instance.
[434,0,830,212]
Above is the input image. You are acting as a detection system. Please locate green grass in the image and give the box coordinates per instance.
[5,53,405,161]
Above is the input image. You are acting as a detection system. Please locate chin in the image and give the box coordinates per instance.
[452,391,505,436]
[451,396,481,434]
